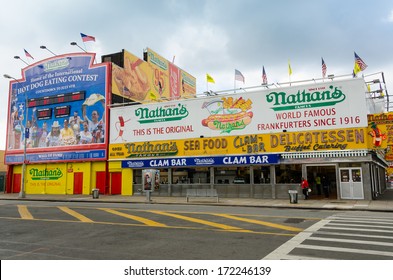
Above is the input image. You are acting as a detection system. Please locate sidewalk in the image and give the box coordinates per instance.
[1,190,393,212]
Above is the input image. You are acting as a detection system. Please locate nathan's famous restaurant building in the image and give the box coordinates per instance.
[4,48,389,200]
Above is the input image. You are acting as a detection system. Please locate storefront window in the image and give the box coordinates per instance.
[253,166,271,184]
[275,164,302,184]
[214,166,250,184]
[172,168,210,184]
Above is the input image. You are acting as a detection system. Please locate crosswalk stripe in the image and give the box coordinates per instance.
[279,254,329,260]
[149,210,249,231]
[331,217,393,224]
[332,216,393,222]
[328,219,393,225]
[323,226,393,233]
[214,213,303,232]
[297,244,393,257]
[327,223,393,230]
[315,231,393,240]
[58,206,94,223]
[17,205,33,220]
[329,221,393,229]
[308,236,393,247]
[102,208,167,227]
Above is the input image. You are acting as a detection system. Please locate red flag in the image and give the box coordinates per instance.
[80,33,95,42]
[24,49,34,59]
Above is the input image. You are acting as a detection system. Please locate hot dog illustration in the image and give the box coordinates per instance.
[201,97,253,132]
[369,122,386,147]
[202,111,253,130]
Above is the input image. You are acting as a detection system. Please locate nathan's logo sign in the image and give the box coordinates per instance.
[147,51,168,71]
[202,97,253,133]
[29,168,63,180]
[43,58,70,72]
[135,104,189,124]
[124,141,178,157]
[266,85,346,111]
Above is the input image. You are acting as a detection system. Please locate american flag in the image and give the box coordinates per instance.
[235,69,245,83]
[354,52,367,71]
[321,58,327,78]
[24,49,34,60]
[80,33,96,42]
[262,66,267,84]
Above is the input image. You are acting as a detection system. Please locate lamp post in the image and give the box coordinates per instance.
[4,74,28,198]
[40,45,57,56]
[70,42,87,52]
[14,56,29,66]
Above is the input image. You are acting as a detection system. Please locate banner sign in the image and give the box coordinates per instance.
[109,128,367,159]
[367,113,393,160]
[110,78,368,144]
[122,154,279,168]
[5,149,106,164]
[5,53,109,164]
[111,49,196,103]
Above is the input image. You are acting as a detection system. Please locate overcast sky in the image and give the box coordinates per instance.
[1,0,393,149]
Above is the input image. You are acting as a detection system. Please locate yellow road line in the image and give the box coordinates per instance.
[214,213,303,232]
[149,210,247,231]
[17,205,33,220]
[101,208,167,227]
[58,206,94,223]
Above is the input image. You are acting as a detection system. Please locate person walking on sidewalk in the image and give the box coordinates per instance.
[301,177,310,200]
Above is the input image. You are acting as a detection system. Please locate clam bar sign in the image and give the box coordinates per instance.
[122,154,279,168]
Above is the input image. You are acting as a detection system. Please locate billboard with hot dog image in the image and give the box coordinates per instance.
[110,78,368,146]
[112,50,151,102]
[111,49,196,103]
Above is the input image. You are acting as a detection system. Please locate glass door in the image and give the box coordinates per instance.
[339,168,364,199]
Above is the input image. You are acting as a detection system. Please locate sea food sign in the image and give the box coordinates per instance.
[109,78,368,144]
[266,85,346,111]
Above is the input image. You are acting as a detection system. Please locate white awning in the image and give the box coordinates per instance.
[281,150,369,159]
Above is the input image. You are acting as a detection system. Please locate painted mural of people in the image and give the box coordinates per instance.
[79,121,93,144]
[69,111,83,137]
[82,93,105,133]
[60,119,75,145]
[46,121,61,147]
[38,122,48,148]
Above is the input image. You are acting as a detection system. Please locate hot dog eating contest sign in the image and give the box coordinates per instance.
[110,78,367,152]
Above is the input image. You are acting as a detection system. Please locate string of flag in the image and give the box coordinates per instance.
[205,52,368,87]
[19,38,368,86]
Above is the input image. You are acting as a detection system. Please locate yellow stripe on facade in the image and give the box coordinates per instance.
[17,205,33,220]
[58,206,94,223]
[149,210,249,231]
[214,213,303,232]
[102,208,167,227]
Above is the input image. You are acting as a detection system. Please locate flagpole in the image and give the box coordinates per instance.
[83,41,97,64]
